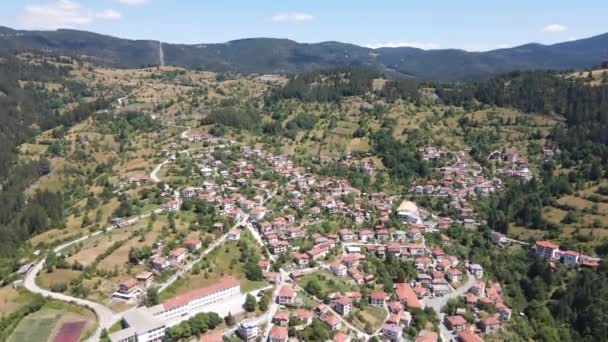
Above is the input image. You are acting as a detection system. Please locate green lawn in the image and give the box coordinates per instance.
[297,270,354,297]
[159,237,267,302]
[350,304,388,333]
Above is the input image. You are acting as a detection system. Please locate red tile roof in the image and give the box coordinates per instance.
[278,284,295,298]
[269,325,288,340]
[395,283,421,309]
[370,291,388,300]
[446,315,467,326]
[535,240,559,249]
[457,332,482,342]
[162,277,239,310]
[199,332,223,342]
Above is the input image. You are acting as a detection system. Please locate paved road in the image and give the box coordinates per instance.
[422,273,476,342]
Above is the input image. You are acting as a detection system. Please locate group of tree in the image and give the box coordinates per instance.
[164,311,222,341]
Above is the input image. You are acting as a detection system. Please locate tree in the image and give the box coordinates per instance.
[259,291,271,311]
[305,279,323,297]
[224,312,236,326]
[145,287,159,306]
[244,294,257,312]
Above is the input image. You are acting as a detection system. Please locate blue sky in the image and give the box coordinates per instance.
[1,0,607,51]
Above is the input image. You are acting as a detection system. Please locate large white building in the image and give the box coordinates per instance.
[396,200,422,224]
[109,277,241,342]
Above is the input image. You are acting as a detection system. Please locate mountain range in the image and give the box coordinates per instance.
[1,26,607,80]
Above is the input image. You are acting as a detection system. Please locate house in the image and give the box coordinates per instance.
[415,257,433,270]
[136,271,153,289]
[358,230,373,242]
[470,281,485,297]
[295,309,314,326]
[446,268,463,283]
[151,255,170,271]
[321,313,341,331]
[227,229,240,241]
[407,228,422,240]
[408,243,425,256]
[184,235,202,251]
[237,321,258,341]
[395,283,422,309]
[341,254,363,268]
[249,206,266,221]
[270,240,289,254]
[445,315,467,332]
[469,263,483,278]
[339,229,355,242]
[498,306,512,320]
[370,291,388,307]
[330,262,347,277]
[307,245,329,260]
[268,325,288,342]
[534,240,560,260]
[293,253,310,267]
[162,199,180,213]
[181,187,196,198]
[457,332,483,342]
[559,250,580,266]
[258,260,271,272]
[388,301,402,314]
[200,332,223,342]
[333,332,351,342]
[334,296,353,316]
[272,311,290,326]
[277,285,296,305]
[113,278,143,301]
[397,200,422,224]
[415,331,438,342]
[479,316,501,334]
[382,324,403,342]
[200,167,213,177]
[169,247,187,264]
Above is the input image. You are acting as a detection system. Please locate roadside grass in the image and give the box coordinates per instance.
[0,288,39,319]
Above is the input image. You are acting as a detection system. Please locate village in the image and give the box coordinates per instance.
[18,128,599,342]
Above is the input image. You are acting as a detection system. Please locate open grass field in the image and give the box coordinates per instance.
[296,270,354,297]
[350,304,388,333]
[96,218,166,271]
[37,269,82,289]
[65,226,134,266]
[159,240,267,301]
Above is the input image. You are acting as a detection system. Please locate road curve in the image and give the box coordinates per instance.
[24,259,119,342]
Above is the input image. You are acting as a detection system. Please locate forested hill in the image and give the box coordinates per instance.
[1,26,608,80]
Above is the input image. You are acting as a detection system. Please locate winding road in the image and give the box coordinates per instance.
[23,125,192,341]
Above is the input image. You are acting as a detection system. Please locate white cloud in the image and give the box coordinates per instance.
[365,41,440,50]
[20,0,93,29]
[271,12,315,22]
[115,0,149,5]
[543,24,567,32]
[496,44,512,49]
[97,9,122,20]
[19,0,122,30]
